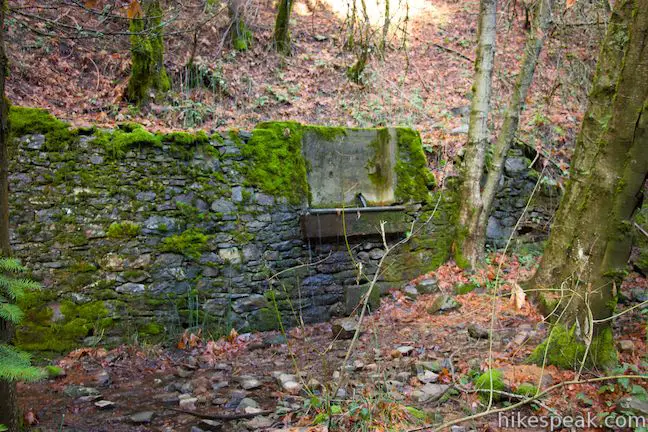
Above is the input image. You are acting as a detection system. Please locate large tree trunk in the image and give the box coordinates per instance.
[528,0,648,369]
[456,0,497,268]
[125,0,171,104]
[273,0,293,54]
[0,2,19,429]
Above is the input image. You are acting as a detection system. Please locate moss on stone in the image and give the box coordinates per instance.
[474,369,506,403]
[366,128,392,194]
[248,307,281,331]
[159,228,210,260]
[303,125,347,141]
[514,383,538,398]
[9,106,78,151]
[16,297,111,352]
[107,221,141,239]
[139,321,164,336]
[394,128,435,203]
[240,121,309,205]
[163,130,210,146]
[455,281,478,294]
[231,19,253,51]
[528,323,617,369]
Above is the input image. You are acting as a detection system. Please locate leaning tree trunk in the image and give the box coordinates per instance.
[125,0,171,104]
[456,0,497,268]
[0,2,18,430]
[474,0,555,254]
[273,0,293,55]
[528,0,648,369]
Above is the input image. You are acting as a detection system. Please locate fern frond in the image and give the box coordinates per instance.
[0,258,26,273]
[0,345,45,382]
[0,303,24,324]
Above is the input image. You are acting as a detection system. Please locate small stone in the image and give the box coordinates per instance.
[618,340,635,353]
[199,419,224,431]
[396,346,415,356]
[130,411,154,424]
[63,385,100,398]
[237,397,260,411]
[282,381,302,395]
[94,370,111,387]
[427,295,461,314]
[450,124,469,135]
[415,361,443,373]
[240,377,262,390]
[246,416,273,429]
[417,370,439,384]
[418,384,450,402]
[403,285,419,299]
[353,360,365,370]
[416,277,439,294]
[332,317,360,340]
[451,426,466,432]
[616,396,648,417]
[179,397,198,410]
[468,323,489,339]
[177,367,194,378]
[94,400,115,410]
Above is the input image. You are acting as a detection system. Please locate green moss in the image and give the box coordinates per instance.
[455,282,478,294]
[474,369,506,402]
[394,128,435,203]
[232,19,253,51]
[366,128,392,195]
[249,307,281,331]
[514,383,538,398]
[69,261,97,273]
[139,322,164,336]
[107,221,141,239]
[125,0,171,103]
[9,106,78,151]
[159,228,210,260]
[528,323,617,369]
[45,365,65,378]
[16,299,111,352]
[240,121,309,205]
[164,130,210,146]
[303,125,347,141]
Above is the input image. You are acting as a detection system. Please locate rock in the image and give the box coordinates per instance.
[468,323,490,339]
[199,419,224,431]
[415,361,443,373]
[176,367,194,378]
[427,295,461,314]
[504,157,529,175]
[618,340,635,353]
[617,396,648,417]
[282,381,302,395]
[179,396,198,410]
[239,376,262,390]
[630,287,648,302]
[416,278,439,294]
[417,370,439,384]
[246,416,274,429]
[94,370,111,387]
[418,383,450,402]
[450,426,466,432]
[130,411,155,424]
[94,400,115,410]
[403,285,419,299]
[450,124,469,135]
[237,397,260,411]
[63,385,100,398]
[396,346,415,356]
[332,317,360,340]
[116,282,146,294]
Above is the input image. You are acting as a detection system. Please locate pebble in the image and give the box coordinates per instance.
[130,411,154,424]
[332,317,360,340]
[239,376,262,390]
[94,400,115,410]
[618,340,635,352]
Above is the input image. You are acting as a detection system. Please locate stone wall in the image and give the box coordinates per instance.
[8,108,455,351]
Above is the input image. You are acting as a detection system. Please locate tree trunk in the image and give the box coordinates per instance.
[125,0,171,104]
[456,0,497,268]
[0,2,19,429]
[273,0,293,54]
[474,0,554,254]
[528,0,648,369]
[229,0,252,51]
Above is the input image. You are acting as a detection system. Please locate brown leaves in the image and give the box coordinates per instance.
[177,328,202,350]
[127,0,143,19]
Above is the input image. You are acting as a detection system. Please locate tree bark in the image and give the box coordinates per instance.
[0,1,19,429]
[528,0,648,369]
[125,0,170,104]
[228,0,252,51]
[273,0,293,54]
[456,0,497,268]
[474,0,554,254]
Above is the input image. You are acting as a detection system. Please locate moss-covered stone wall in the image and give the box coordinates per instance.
[8,107,461,352]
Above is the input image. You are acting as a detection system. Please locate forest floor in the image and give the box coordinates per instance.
[18,257,648,431]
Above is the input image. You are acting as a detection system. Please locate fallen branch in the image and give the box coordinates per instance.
[430,43,474,63]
